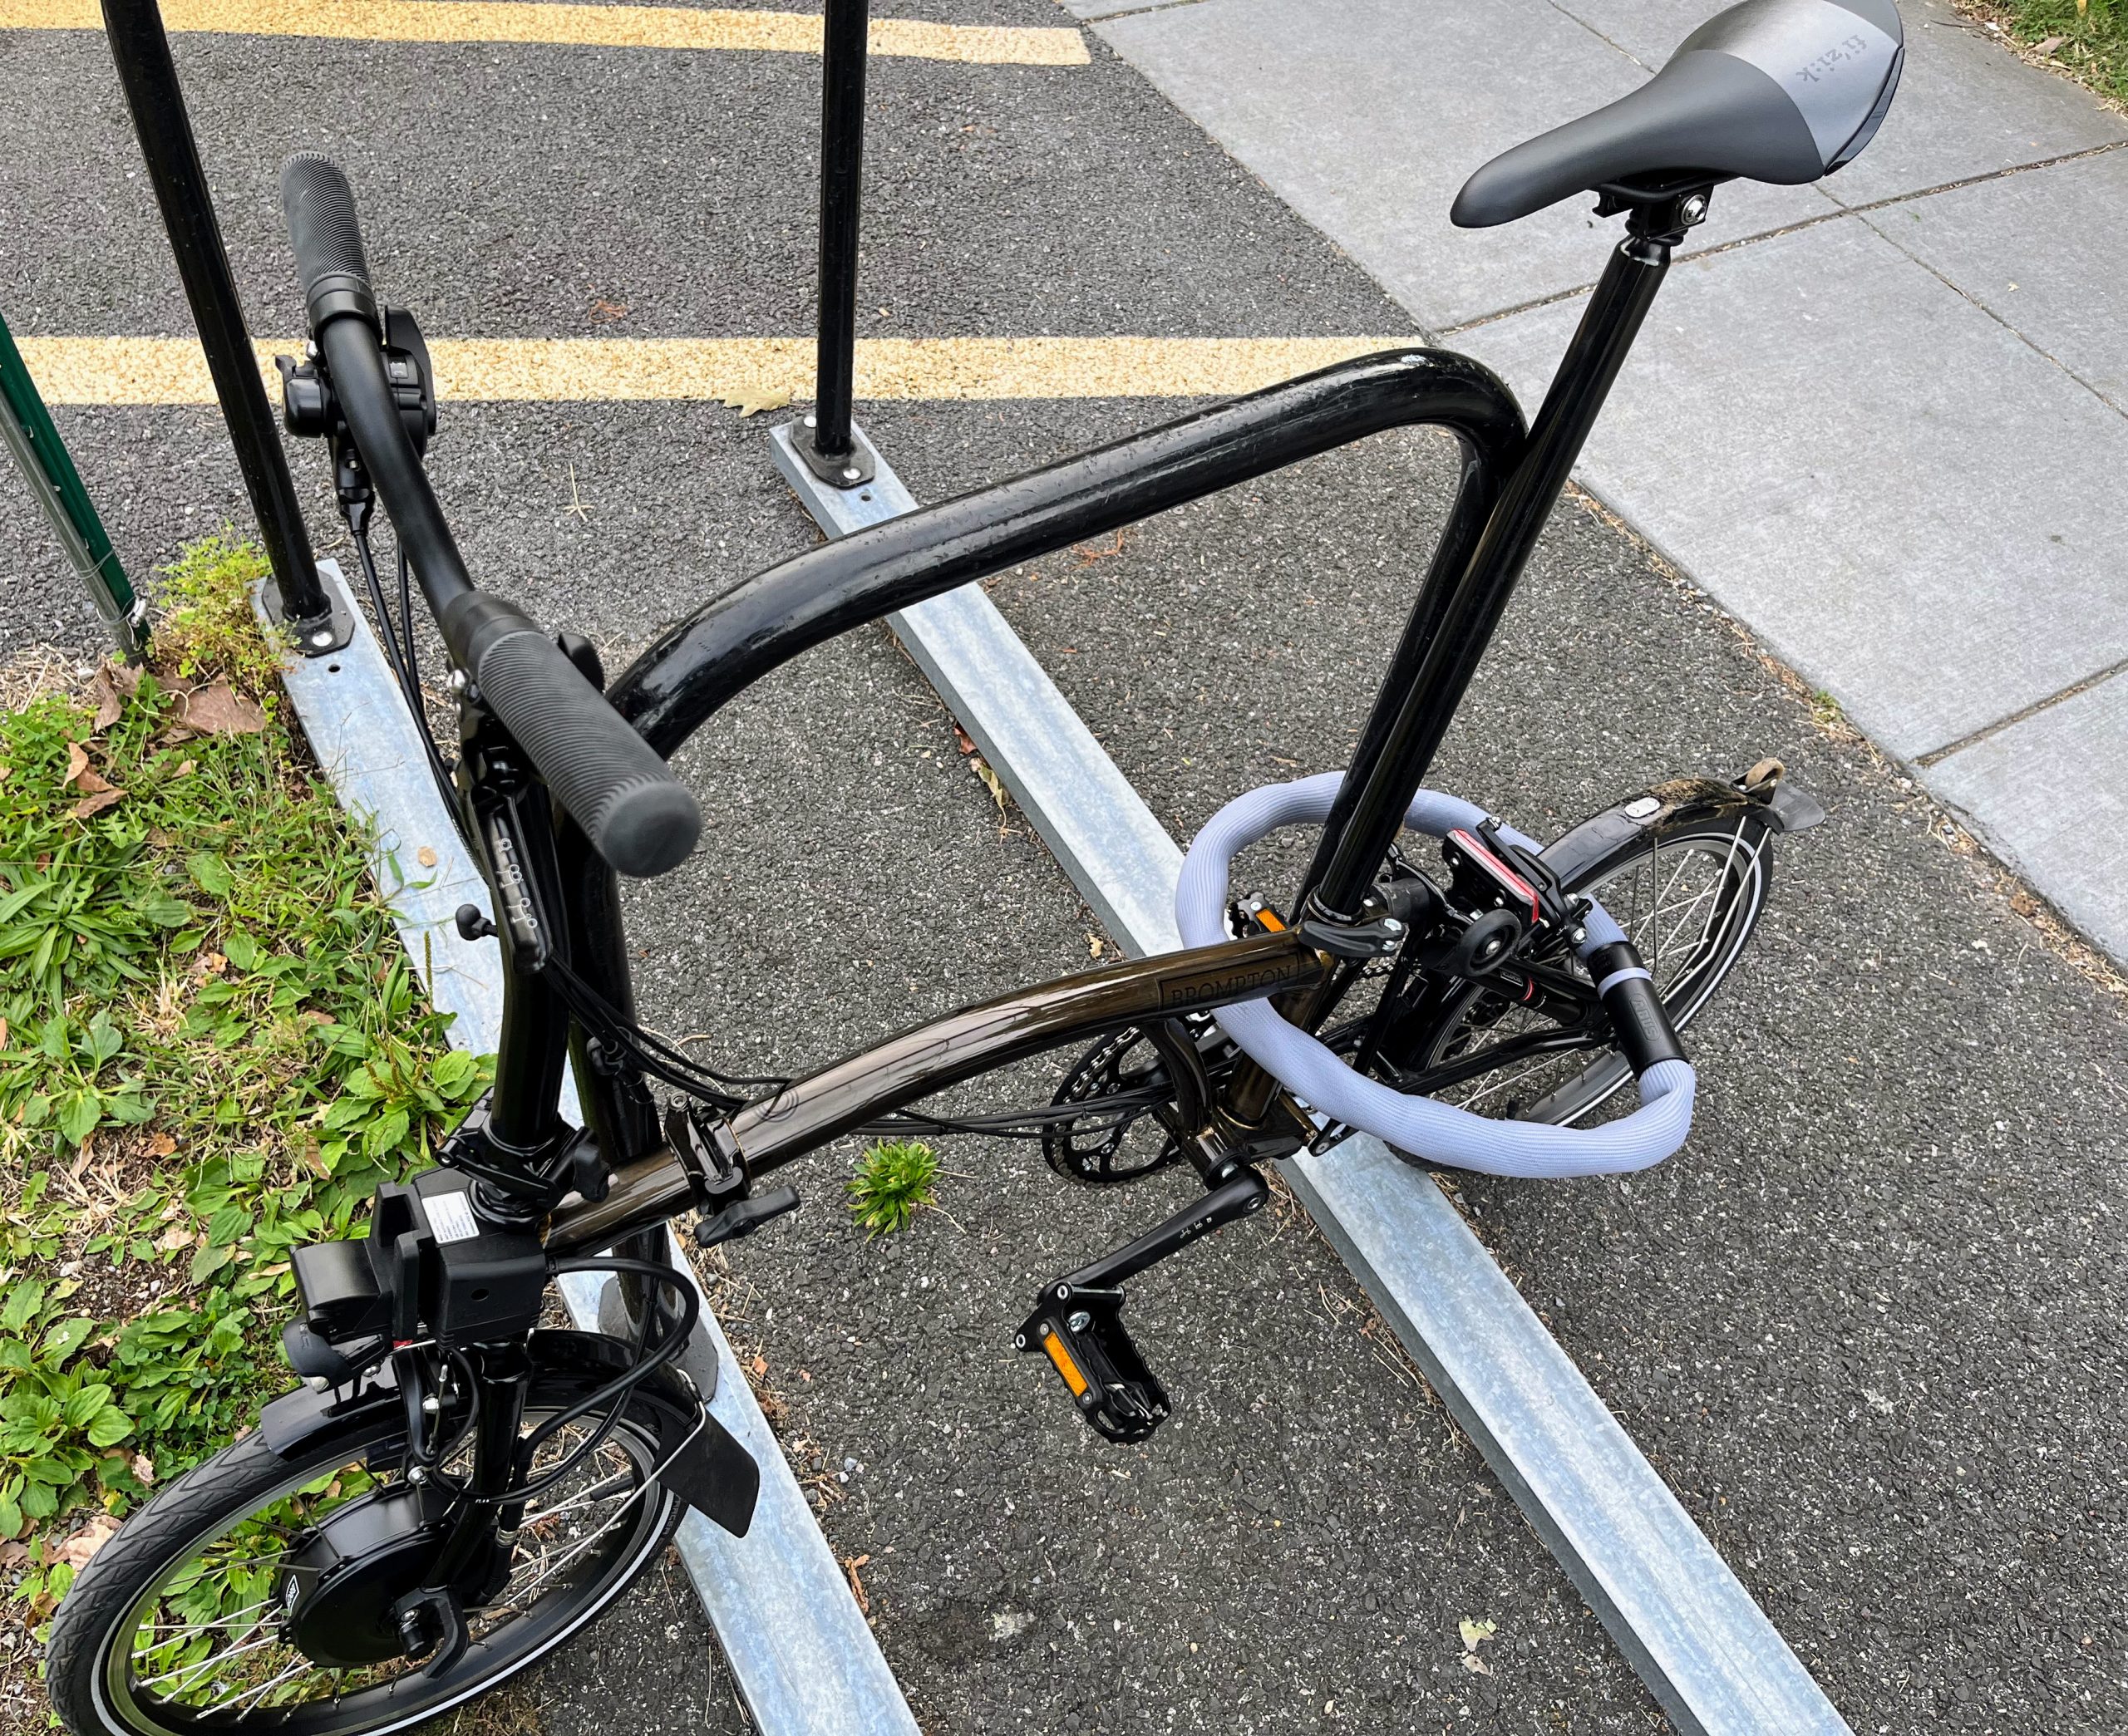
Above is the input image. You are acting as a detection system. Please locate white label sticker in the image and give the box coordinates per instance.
[425,1188,480,1244]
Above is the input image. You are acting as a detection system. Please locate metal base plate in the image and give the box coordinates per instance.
[260,563,357,655]
[781,414,879,487]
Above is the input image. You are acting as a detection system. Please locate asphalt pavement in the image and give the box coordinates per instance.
[4,0,2126,1732]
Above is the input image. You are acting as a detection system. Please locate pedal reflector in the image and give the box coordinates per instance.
[1040,1330,1091,1399]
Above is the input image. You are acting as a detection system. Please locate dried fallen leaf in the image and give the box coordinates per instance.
[2035,32,2065,51]
[952,724,978,756]
[416,845,438,868]
[90,668,124,732]
[724,386,795,419]
[0,1538,26,1566]
[180,682,267,735]
[130,1452,156,1486]
[200,952,228,976]
[109,661,143,696]
[1459,1616,1497,1652]
[173,760,195,779]
[155,1224,195,1252]
[971,755,1007,813]
[1460,1652,1494,1676]
[63,741,91,786]
[842,1554,871,1615]
[71,787,126,820]
[750,1355,768,1377]
[54,1514,121,1570]
[75,766,118,796]
[146,1131,178,1158]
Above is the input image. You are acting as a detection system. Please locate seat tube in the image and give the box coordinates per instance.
[1307,201,1689,925]
[1225,195,1697,1129]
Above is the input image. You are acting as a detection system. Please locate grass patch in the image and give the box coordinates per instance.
[0,538,486,1631]
[845,1139,940,1238]
[1979,0,2128,104]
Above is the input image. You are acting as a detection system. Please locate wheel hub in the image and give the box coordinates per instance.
[277,1483,452,1667]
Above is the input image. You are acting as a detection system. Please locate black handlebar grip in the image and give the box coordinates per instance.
[441,595,702,878]
[279,152,379,335]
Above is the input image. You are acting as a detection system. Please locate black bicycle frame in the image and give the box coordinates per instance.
[536,199,1693,1253]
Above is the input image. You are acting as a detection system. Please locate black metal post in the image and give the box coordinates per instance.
[796,0,876,487]
[100,0,347,650]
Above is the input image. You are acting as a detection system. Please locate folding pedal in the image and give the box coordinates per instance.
[1015,1284,1170,1444]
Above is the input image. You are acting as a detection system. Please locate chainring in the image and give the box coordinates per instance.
[1042,1025,1190,1186]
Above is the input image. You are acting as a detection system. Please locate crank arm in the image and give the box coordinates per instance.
[1016,1169,1268,1443]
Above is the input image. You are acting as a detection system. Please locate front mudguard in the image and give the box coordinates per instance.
[257,1328,760,1537]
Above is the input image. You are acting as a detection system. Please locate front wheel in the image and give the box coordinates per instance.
[47,1348,681,1736]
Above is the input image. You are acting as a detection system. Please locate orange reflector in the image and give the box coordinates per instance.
[1255,907,1286,932]
[1041,1329,1090,1398]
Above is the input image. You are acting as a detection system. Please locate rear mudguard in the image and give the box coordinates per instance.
[1538,768,1822,883]
[257,1328,760,1537]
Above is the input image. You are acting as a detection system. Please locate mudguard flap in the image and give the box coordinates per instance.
[656,1405,761,1538]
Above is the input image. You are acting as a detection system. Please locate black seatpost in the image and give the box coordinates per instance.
[1301,189,1709,925]
[100,0,347,652]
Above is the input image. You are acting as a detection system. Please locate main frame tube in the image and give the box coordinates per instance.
[544,929,1324,1255]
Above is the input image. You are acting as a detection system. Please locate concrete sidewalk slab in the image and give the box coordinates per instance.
[1456,213,2128,760]
[1925,671,2128,961]
[1549,0,2127,204]
[1863,146,2128,414]
[1088,0,1838,332]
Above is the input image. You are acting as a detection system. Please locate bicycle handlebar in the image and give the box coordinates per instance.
[281,150,380,335]
[278,155,701,879]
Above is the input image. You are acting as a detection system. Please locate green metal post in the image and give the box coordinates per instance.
[0,309,146,658]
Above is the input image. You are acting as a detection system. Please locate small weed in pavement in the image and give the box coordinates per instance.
[0,537,487,1639]
[845,1139,940,1238]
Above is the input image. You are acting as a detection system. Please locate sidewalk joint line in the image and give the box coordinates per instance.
[1085,0,1214,23]
[1540,0,1653,71]
[1916,659,2128,767]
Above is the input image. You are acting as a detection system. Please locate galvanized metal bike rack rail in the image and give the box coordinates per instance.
[769,424,1850,1734]
[259,566,919,1736]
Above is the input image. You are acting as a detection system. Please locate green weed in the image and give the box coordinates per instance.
[0,538,488,1625]
[1991,0,2127,104]
[845,1139,940,1239]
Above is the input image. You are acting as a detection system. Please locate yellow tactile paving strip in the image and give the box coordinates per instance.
[20,335,1408,404]
[0,0,1089,64]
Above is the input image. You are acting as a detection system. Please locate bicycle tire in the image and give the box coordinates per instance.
[47,1354,681,1736]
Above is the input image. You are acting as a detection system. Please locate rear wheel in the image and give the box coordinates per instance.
[47,1353,680,1736]
[1412,817,1771,1124]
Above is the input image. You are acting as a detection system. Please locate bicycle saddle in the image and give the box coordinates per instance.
[1451,0,1904,227]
